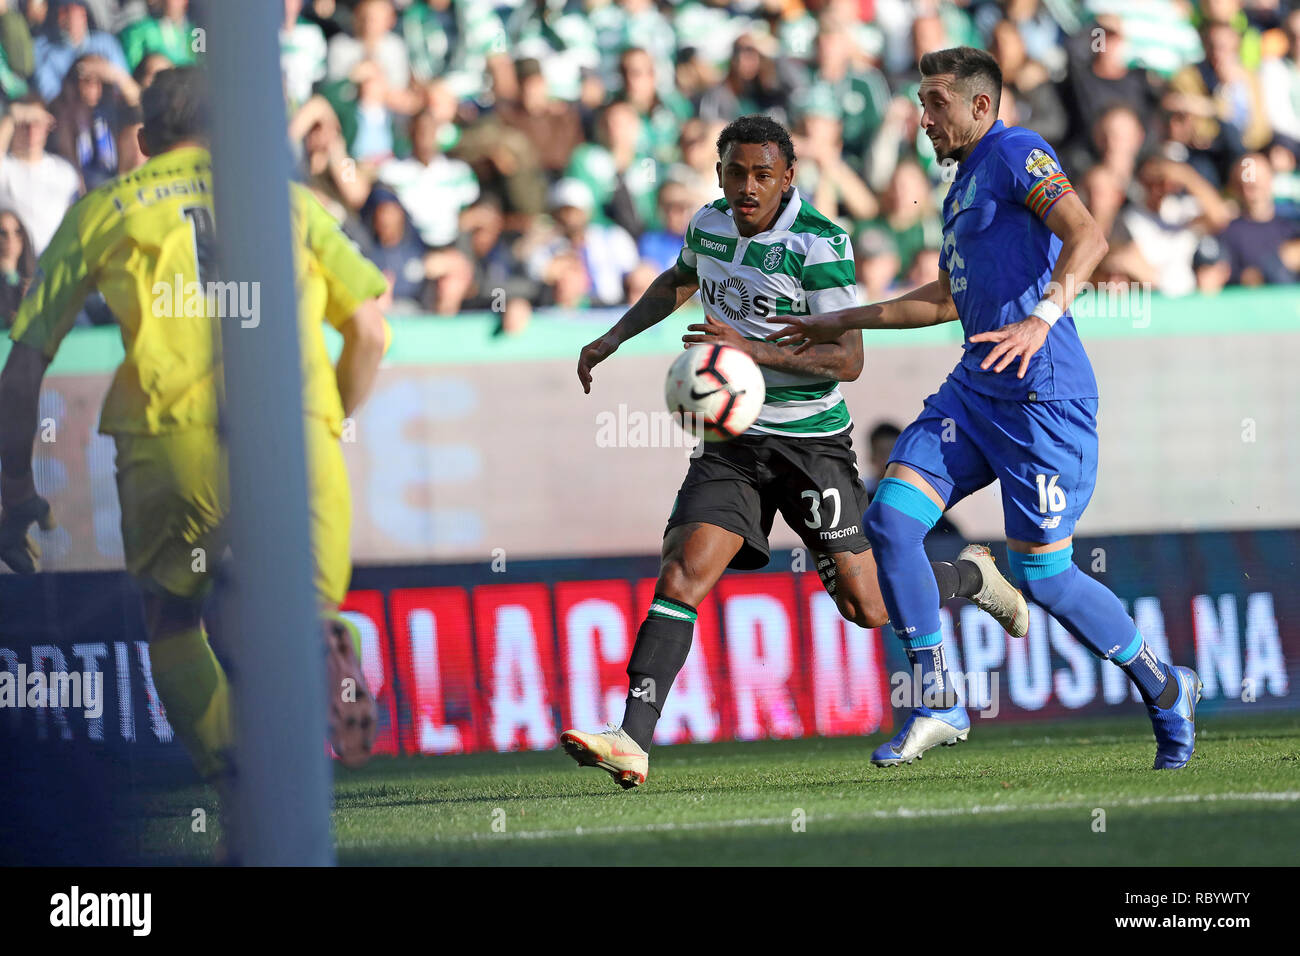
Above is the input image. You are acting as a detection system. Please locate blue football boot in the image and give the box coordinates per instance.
[1149,665,1202,770]
[871,704,970,767]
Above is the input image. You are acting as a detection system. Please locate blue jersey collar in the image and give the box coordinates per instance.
[958,120,1005,172]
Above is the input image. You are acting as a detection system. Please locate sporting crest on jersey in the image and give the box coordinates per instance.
[762,242,785,273]
[1025,148,1059,179]
[963,176,977,208]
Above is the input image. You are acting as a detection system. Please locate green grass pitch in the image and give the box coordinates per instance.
[141,712,1300,865]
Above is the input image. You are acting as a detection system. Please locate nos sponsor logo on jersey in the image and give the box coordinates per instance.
[700,275,789,320]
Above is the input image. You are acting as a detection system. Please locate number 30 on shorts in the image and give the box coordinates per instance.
[1035,473,1068,514]
[801,487,842,529]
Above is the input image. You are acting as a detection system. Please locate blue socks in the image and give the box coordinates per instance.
[865,479,957,709]
[867,478,1178,712]
[1007,547,1176,708]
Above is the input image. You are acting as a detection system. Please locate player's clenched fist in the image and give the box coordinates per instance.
[0,495,56,574]
[577,332,620,394]
[765,311,849,353]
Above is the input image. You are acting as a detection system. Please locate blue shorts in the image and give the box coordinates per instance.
[888,377,1099,544]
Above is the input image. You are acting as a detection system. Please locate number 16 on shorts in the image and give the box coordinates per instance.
[1035,473,1067,531]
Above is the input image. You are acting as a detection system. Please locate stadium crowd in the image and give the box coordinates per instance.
[1,0,1299,332]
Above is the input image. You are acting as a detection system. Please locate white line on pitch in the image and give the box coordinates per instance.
[337,790,1300,847]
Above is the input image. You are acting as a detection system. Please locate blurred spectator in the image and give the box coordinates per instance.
[403,0,514,104]
[1191,233,1232,294]
[590,0,676,82]
[976,0,1068,77]
[1259,7,1300,151]
[1063,14,1160,145]
[990,16,1066,145]
[321,58,403,164]
[290,94,371,220]
[0,207,34,327]
[496,56,583,173]
[796,16,891,165]
[854,228,902,303]
[133,50,172,89]
[48,53,138,189]
[281,0,328,110]
[363,185,429,312]
[378,108,479,248]
[902,245,941,292]
[699,33,792,125]
[793,102,877,222]
[1217,151,1300,285]
[1159,91,1226,187]
[857,159,941,284]
[1170,18,1272,155]
[1109,154,1232,296]
[1065,103,1144,198]
[32,0,128,102]
[508,0,599,104]
[618,46,691,165]
[1083,0,1202,78]
[327,0,418,114]
[0,0,35,101]
[453,107,546,217]
[524,177,638,308]
[637,178,694,272]
[867,95,925,192]
[667,116,724,211]
[566,99,658,236]
[459,195,537,312]
[0,98,81,254]
[672,45,718,109]
[118,0,195,72]
[301,0,346,43]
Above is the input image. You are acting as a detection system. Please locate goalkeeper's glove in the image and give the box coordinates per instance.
[0,494,56,574]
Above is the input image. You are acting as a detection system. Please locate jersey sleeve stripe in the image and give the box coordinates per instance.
[801,259,855,291]
[1026,172,1073,219]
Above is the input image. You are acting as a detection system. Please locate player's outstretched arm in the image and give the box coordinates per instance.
[766,274,959,352]
[335,299,389,418]
[685,312,864,382]
[0,342,57,573]
[577,262,699,394]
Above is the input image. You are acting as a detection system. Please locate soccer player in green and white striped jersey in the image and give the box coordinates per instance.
[561,115,1026,789]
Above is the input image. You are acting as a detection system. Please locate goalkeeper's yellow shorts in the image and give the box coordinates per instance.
[113,417,352,607]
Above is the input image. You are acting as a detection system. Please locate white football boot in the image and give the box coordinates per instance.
[960,544,1029,639]
[560,725,648,790]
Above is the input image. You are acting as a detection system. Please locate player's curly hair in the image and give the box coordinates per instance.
[140,66,209,155]
[716,114,796,167]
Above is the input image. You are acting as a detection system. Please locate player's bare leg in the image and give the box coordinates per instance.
[1005,536,1200,769]
[561,522,742,789]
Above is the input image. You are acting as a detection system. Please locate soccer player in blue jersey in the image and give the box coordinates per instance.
[769,47,1201,770]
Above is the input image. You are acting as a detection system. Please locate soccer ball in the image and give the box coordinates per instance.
[665,344,766,442]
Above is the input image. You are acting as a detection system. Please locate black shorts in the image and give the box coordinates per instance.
[664,429,873,570]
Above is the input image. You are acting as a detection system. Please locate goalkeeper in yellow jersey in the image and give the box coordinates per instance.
[0,67,390,779]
